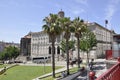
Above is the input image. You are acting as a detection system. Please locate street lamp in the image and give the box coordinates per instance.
[105,20,108,51]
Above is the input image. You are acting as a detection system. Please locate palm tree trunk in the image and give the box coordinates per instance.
[77,37,80,68]
[52,39,55,78]
[66,37,69,75]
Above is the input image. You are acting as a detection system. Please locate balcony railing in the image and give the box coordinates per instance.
[96,58,120,80]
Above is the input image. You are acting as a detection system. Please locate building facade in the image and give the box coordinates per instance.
[29,23,114,59]
[21,11,115,60]
[20,32,31,56]
[31,31,49,58]
[0,41,20,52]
[112,34,120,58]
[87,22,114,58]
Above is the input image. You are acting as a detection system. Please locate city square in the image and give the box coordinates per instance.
[0,0,120,80]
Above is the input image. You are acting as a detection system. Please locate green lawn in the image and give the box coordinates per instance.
[43,67,79,80]
[0,65,62,80]
[43,64,86,80]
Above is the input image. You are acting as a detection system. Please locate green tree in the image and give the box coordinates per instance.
[80,30,97,64]
[80,29,97,79]
[72,17,87,68]
[0,51,6,61]
[42,13,62,77]
[4,46,13,59]
[12,47,20,59]
[60,40,75,53]
[0,46,20,61]
[59,17,74,75]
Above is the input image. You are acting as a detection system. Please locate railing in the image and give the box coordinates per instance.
[96,57,120,80]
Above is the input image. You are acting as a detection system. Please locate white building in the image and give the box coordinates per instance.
[112,34,120,58]
[30,23,114,60]
[21,11,114,60]
[86,22,114,58]
[31,31,50,58]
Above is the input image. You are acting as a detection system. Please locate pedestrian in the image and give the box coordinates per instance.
[79,57,82,63]
[89,59,94,71]
[79,57,82,67]
[61,71,65,78]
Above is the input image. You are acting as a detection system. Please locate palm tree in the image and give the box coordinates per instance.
[72,17,87,68]
[59,17,73,75]
[42,13,62,78]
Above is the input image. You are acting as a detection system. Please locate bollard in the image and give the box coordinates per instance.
[89,71,95,80]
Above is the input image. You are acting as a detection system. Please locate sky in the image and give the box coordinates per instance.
[0,0,120,43]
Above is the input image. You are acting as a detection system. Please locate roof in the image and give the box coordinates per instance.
[88,22,116,34]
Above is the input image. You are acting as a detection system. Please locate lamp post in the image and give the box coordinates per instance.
[105,20,108,51]
[43,46,46,73]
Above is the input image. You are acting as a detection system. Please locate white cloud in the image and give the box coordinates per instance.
[55,3,60,8]
[72,9,85,15]
[105,0,120,29]
[105,0,120,21]
[75,0,88,5]
[26,22,40,27]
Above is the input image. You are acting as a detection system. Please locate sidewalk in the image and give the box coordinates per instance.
[0,64,17,75]
[33,59,107,80]
[76,59,107,80]
[60,69,86,80]
[33,66,77,80]
[0,64,17,71]
[94,59,107,77]
[19,61,66,66]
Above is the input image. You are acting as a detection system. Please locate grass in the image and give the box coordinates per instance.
[43,67,79,80]
[0,65,62,80]
[43,64,86,80]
